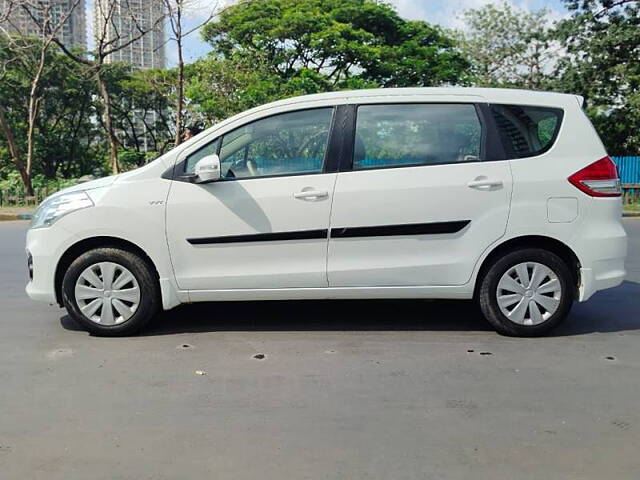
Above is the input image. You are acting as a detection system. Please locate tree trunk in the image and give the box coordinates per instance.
[0,104,34,195]
[24,39,54,196]
[174,26,185,146]
[96,71,120,174]
[25,64,44,195]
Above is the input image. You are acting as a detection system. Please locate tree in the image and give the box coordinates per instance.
[0,0,83,194]
[186,51,342,123]
[53,0,165,174]
[0,0,15,22]
[201,0,468,89]
[459,2,558,89]
[557,0,640,154]
[108,66,175,154]
[32,52,102,179]
[162,0,222,146]
[0,39,102,183]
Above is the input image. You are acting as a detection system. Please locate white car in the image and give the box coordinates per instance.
[26,88,627,336]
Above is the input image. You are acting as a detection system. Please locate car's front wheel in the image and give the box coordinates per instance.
[62,248,160,336]
[478,248,575,337]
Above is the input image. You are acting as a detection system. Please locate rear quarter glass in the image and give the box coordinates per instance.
[490,104,564,159]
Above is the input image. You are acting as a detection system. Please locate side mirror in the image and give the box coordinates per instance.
[194,154,221,183]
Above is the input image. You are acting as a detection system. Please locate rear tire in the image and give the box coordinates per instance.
[62,248,160,336]
[478,248,574,337]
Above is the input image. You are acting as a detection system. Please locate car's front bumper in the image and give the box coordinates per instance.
[25,225,72,305]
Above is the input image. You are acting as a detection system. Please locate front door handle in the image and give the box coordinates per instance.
[293,189,329,200]
[467,178,504,189]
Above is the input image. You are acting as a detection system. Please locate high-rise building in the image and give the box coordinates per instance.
[93,0,167,152]
[0,0,86,49]
[94,0,166,69]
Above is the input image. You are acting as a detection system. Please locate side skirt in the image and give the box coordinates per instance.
[184,285,474,304]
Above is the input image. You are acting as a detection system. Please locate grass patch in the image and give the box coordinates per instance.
[624,203,640,214]
[0,206,35,215]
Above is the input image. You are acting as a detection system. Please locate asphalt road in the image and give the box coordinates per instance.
[1,219,639,480]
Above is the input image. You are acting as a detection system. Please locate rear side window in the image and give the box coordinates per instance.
[353,104,483,170]
[490,104,563,158]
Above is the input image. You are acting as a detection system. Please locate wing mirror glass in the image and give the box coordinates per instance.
[194,154,221,183]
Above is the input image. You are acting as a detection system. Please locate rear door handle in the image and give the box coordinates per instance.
[467,178,503,189]
[293,189,329,200]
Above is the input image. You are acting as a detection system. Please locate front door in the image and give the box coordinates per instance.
[328,102,513,287]
[166,107,337,291]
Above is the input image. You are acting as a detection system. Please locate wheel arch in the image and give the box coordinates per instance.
[473,235,581,299]
[54,236,160,306]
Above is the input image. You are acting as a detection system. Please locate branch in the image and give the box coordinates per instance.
[593,0,638,19]
[100,7,166,58]
[19,0,83,42]
[53,37,92,66]
[0,0,16,24]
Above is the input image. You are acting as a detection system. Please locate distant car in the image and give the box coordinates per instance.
[26,88,627,336]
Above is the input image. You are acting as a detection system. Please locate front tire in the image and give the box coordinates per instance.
[62,248,160,336]
[478,248,574,337]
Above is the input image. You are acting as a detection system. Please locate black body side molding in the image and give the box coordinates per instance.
[187,221,470,245]
[188,229,328,245]
[330,221,471,238]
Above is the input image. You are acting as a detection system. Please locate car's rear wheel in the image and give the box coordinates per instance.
[478,248,574,337]
[62,248,159,336]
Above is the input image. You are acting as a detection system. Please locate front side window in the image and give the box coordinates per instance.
[217,108,334,180]
[185,138,220,174]
[490,104,563,158]
[353,104,483,170]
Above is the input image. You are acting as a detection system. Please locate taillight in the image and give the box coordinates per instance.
[568,156,621,197]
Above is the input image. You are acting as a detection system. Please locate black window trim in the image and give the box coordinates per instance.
[171,106,339,183]
[337,102,493,173]
[477,103,509,161]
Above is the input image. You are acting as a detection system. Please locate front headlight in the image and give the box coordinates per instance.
[31,191,94,229]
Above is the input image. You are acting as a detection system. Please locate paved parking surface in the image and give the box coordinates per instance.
[1,220,639,479]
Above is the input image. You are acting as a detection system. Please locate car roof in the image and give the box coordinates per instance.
[254,87,583,110]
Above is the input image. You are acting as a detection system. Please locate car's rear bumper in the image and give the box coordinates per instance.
[574,201,627,301]
[578,260,626,302]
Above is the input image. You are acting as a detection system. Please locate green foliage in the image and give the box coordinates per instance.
[0,37,174,192]
[186,52,348,123]
[459,2,557,89]
[189,0,468,125]
[118,149,160,171]
[201,0,469,87]
[557,0,640,154]
[34,53,104,178]
[459,0,640,153]
[107,66,175,154]
[0,37,104,181]
[1,0,639,191]
[0,170,81,192]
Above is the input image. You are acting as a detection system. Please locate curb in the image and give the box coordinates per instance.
[0,213,33,221]
[623,212,640,218]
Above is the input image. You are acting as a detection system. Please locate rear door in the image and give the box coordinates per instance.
[328,101,513,287]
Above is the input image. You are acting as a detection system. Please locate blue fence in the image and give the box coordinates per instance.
[612,156,640,185]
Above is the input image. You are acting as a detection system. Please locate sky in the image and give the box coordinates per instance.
[390,0,567,27]
[86,0,569,67]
